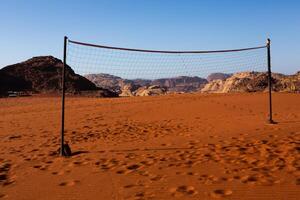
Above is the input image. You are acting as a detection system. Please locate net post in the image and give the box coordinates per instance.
[60,36,68,156]
[267,38,275,124]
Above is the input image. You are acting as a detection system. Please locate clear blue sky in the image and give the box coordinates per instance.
[1,0,299,75]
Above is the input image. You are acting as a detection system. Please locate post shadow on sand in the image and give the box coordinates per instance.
[268,120,278,125]
[57,143,89,157]
[108,146,200,153]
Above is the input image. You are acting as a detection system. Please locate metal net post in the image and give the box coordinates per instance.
[267,38,275,124]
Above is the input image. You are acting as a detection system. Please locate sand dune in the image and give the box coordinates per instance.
[0,93,299,199]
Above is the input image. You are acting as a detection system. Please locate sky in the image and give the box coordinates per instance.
[0,0,299,76]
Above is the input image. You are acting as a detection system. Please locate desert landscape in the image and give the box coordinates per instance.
[1,1,300,199]
[0,92,299,199]
[0,56,300,199]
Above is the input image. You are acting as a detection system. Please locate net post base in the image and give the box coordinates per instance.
[58,143,72,157]
[267,119,277,124]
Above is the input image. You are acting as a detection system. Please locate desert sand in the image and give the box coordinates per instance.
[0,93,299,200]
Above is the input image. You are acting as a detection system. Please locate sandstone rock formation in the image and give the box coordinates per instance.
[84,74,125,93]
[134,85,167,96]
[119,83,141,97]
[201,71,300,93]
[207,73,232,82]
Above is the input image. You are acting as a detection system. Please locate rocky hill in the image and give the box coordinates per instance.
[201,71,300,93]
[85,74,208,96]
[207,73,232,82]
[84,73,125,93]
[84,74,152,95]
[151,76,208,92]
[0,56,117,97]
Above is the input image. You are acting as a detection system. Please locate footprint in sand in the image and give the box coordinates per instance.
[169,185,197,197]
[126,164,141,171]
[296,178,300,185]
[58,180,80,187]
[0,193,8,199]
[210,189,233,198]
[0,161,13,186]
[32,165,44,169]
[123,184,136,189]
[130,191,155,200]
[52,170,68,176]
[134,191,145,198]
[44,160,53,164]
[241,175,259,184]
[149,174,164,181]
[115,163,142,174]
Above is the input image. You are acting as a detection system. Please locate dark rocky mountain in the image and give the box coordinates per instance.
[0,56,117,97]
[0,72,31,94]
[207,73,232,82]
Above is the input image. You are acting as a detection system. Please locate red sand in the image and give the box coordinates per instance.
[0,93,299,199]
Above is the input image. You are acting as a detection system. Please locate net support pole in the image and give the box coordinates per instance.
[60,36,68,156]
[267,38,274,124]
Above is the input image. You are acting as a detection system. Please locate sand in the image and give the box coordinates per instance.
[0,93,299,200]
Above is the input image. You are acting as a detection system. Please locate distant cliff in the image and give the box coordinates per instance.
[85,74,208,96]
[151,76,208,92]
